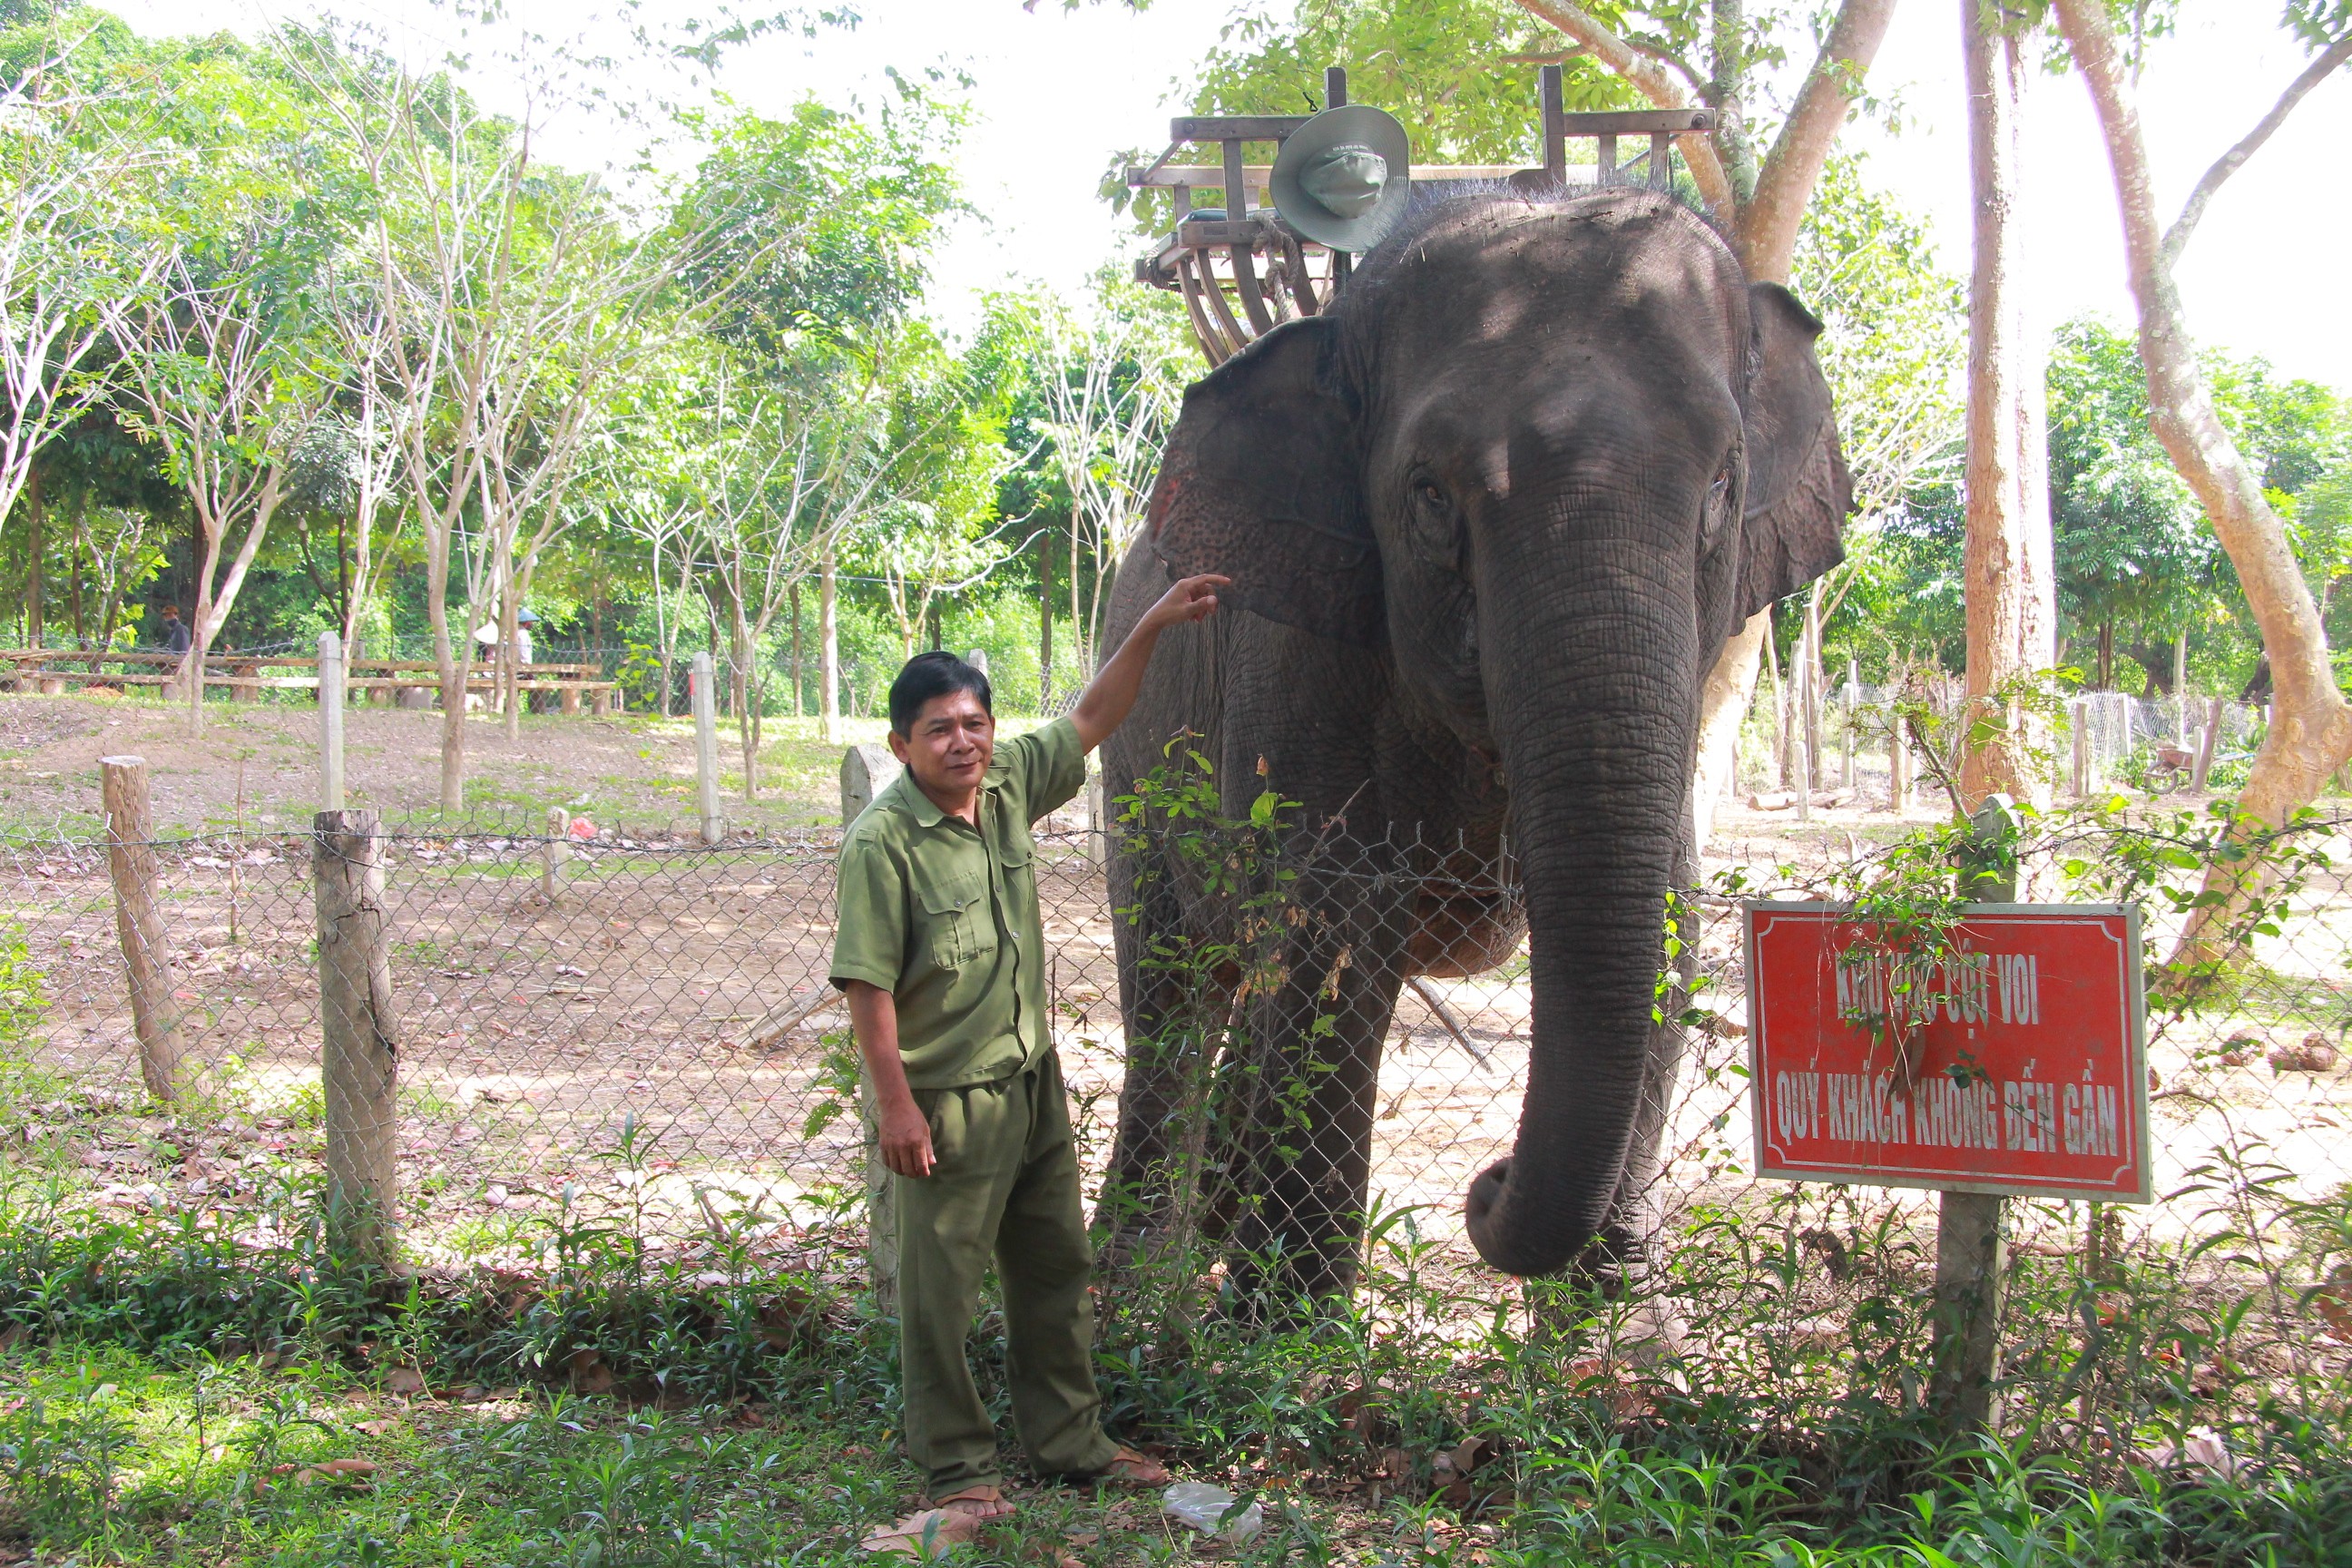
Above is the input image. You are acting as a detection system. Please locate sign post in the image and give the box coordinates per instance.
[1744,804,2149,1434]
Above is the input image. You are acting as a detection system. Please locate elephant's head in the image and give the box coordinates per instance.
[1147,188,1849,1277]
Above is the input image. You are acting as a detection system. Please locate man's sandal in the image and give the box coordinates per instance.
[859,1486,1012,1558]
[1095,1446,1169,1487]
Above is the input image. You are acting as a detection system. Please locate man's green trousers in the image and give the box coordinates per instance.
[897,1050,1118,1494]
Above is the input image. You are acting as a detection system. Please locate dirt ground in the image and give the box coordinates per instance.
[7,686,2349,1268]
[0,687,903,837]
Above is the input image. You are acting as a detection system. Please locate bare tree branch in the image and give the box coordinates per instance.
[2162,30,2352,267]
[1509,0,1737,217]
[1620,30,1708,95]
[1740,0,1898,281]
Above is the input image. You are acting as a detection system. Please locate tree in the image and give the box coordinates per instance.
[2047,318,2224,691]
[103,240,331,732]
[2050,0,2352,974]
[1759,155,1968,833]
[1014,290,1186,675]
[688,353,898,798]
[0,32,163,557]
[1955,0,2053,810]
[670,92,965,740]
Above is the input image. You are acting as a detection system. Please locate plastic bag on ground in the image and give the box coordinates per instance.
[1161,1481,1264,1542]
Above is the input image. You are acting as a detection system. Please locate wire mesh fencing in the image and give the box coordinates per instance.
[9,793,2352,1426]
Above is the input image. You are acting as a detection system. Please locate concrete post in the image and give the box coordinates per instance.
[691,652,724,845]
[840,743,903,826]
[2070,699,2089,798]
[319,631,346,811]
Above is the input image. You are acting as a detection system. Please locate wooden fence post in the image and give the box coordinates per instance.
[101,756,182,1102]
[1930,795,2015,1434]
[315,808,399,1271]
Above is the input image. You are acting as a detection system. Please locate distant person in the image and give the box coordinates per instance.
[832,573,1227,1544]
[514,607,536,665]
[159,604,191,655]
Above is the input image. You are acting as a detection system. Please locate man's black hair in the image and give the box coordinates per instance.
[889,652,992,736]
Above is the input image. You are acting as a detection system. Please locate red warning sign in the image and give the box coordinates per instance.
[1744,903,2151,1202]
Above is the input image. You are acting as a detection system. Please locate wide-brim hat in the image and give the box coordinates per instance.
[1270,104,1412,253]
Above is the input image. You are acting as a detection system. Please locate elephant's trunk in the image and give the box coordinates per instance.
[1463,544,1697,1278]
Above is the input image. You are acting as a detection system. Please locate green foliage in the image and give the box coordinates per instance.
[671,85,965,365]
[2048,318,2348,693]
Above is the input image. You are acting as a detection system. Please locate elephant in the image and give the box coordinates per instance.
[1093,185,1851,1303]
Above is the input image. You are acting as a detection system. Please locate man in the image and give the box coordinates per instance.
[158,603,191,655]
[830,572,1228,1539]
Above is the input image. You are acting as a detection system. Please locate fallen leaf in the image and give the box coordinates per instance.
[566,1347,615,1396]
[385,1367,426,1396]
[2315,1263,2352,1338]
[353,1418,399,1436]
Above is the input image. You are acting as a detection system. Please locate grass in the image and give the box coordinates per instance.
[0,1095,2345,1565]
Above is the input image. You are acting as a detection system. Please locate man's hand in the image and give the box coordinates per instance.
[1072,573,1231,752]
[877,1094,935,1178]
[1137,573,1230,634]
[844,979,934,1178]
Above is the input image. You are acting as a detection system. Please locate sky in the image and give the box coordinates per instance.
[102,0,2352,387]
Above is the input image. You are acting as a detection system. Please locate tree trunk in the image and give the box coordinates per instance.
[1803,584,1826,793]
[501,573,526,741]
[182,514,227,737]
[789,579,803,718]
[1690,612,1763,842]
[1766,617,1790,789]
[1039,527,1055,710]
[427,527,466,815]
[2173,629,2189,742]
[819,544,841,745]
[66,488,83,647]
[733,601,759,800]
[22,466,41,649]
[2053,0,2352,973]
[1957,1,2055,811]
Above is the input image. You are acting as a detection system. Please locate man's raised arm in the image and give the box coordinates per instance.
[1068,573,1229,754]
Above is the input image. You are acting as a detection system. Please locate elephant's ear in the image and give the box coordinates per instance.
[1147,316,1380,646]
[1738,283,1853,622]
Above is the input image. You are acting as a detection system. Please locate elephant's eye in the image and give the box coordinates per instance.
[1407,474,1464,572]
[1701,451,1740,553]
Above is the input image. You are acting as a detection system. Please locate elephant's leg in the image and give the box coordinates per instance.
[1095,852,1233,1269]
[1223,887,1406,1311]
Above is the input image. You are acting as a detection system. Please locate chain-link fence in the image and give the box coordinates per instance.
[10,789,2352,1422]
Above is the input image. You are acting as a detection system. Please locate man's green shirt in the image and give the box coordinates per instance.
[828,718,1086,1089]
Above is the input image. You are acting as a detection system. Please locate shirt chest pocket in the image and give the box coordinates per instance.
[917,868,996,970]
